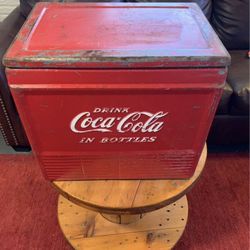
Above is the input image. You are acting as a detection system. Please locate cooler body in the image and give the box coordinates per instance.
[7,68,227,180]
[4,3,230,180]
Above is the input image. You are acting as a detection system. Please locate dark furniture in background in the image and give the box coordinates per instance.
[0,8,28,149]
[0,0,249,150]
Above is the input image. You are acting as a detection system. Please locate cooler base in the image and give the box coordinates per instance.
[38,148,204,180]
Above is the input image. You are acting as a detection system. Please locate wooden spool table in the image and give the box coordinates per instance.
[53,145,206,250]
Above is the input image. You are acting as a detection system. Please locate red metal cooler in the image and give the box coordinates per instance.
[4,3,230,180]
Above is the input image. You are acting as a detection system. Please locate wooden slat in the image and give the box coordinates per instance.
[58,195,188,250]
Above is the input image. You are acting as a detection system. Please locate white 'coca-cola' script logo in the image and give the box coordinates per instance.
[70,111,168,133]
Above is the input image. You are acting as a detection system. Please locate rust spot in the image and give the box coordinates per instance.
[146,232,155,245]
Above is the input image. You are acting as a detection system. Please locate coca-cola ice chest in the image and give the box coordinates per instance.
[4,3,230,180]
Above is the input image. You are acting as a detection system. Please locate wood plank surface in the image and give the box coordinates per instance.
[57,195,188,250]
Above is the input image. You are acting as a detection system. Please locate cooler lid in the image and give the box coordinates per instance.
[4,3,230,69]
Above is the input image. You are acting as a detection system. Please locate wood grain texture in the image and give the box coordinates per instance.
[57,195,188,250]
[53,144,206,214]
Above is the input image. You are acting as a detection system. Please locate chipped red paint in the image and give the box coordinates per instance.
[4,2,230,69]
[4,3,229,180]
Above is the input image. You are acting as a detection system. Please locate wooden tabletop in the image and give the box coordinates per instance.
[53,144,206,215]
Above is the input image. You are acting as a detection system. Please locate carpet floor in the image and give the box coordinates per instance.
[0,153,248,250]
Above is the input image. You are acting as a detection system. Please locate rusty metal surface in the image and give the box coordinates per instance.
[3,2,230,69]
